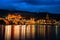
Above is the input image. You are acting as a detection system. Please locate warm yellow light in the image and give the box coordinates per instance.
[31,25,35,38]
[13,25,20,40]
[21,25,26,40]
[5,25,11,40]
[26,25,30,38]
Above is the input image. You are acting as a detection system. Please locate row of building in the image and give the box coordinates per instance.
[0,14,60,25]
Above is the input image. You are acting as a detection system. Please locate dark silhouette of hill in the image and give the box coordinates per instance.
[0,9,60,20]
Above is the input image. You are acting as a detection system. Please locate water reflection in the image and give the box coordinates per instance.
[0,25,60,40]
[5,25,11,40]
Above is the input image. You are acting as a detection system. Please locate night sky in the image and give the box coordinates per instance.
[0,0,60,14]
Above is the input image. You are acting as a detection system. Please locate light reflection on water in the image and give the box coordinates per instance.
[0,25,60,40]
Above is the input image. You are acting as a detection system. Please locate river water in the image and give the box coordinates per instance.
[0,25,60,40]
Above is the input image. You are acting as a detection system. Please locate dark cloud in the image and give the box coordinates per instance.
[0,0,60,13]
[24,0,60,5]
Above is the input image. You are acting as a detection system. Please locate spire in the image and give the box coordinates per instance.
[46,14,49,20]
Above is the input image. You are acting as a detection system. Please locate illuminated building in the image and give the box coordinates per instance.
[0,13,59,25]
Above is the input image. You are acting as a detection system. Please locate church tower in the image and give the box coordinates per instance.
[46,14,49,20]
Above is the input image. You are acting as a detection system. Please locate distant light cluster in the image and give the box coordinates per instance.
[0,13,60,25]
